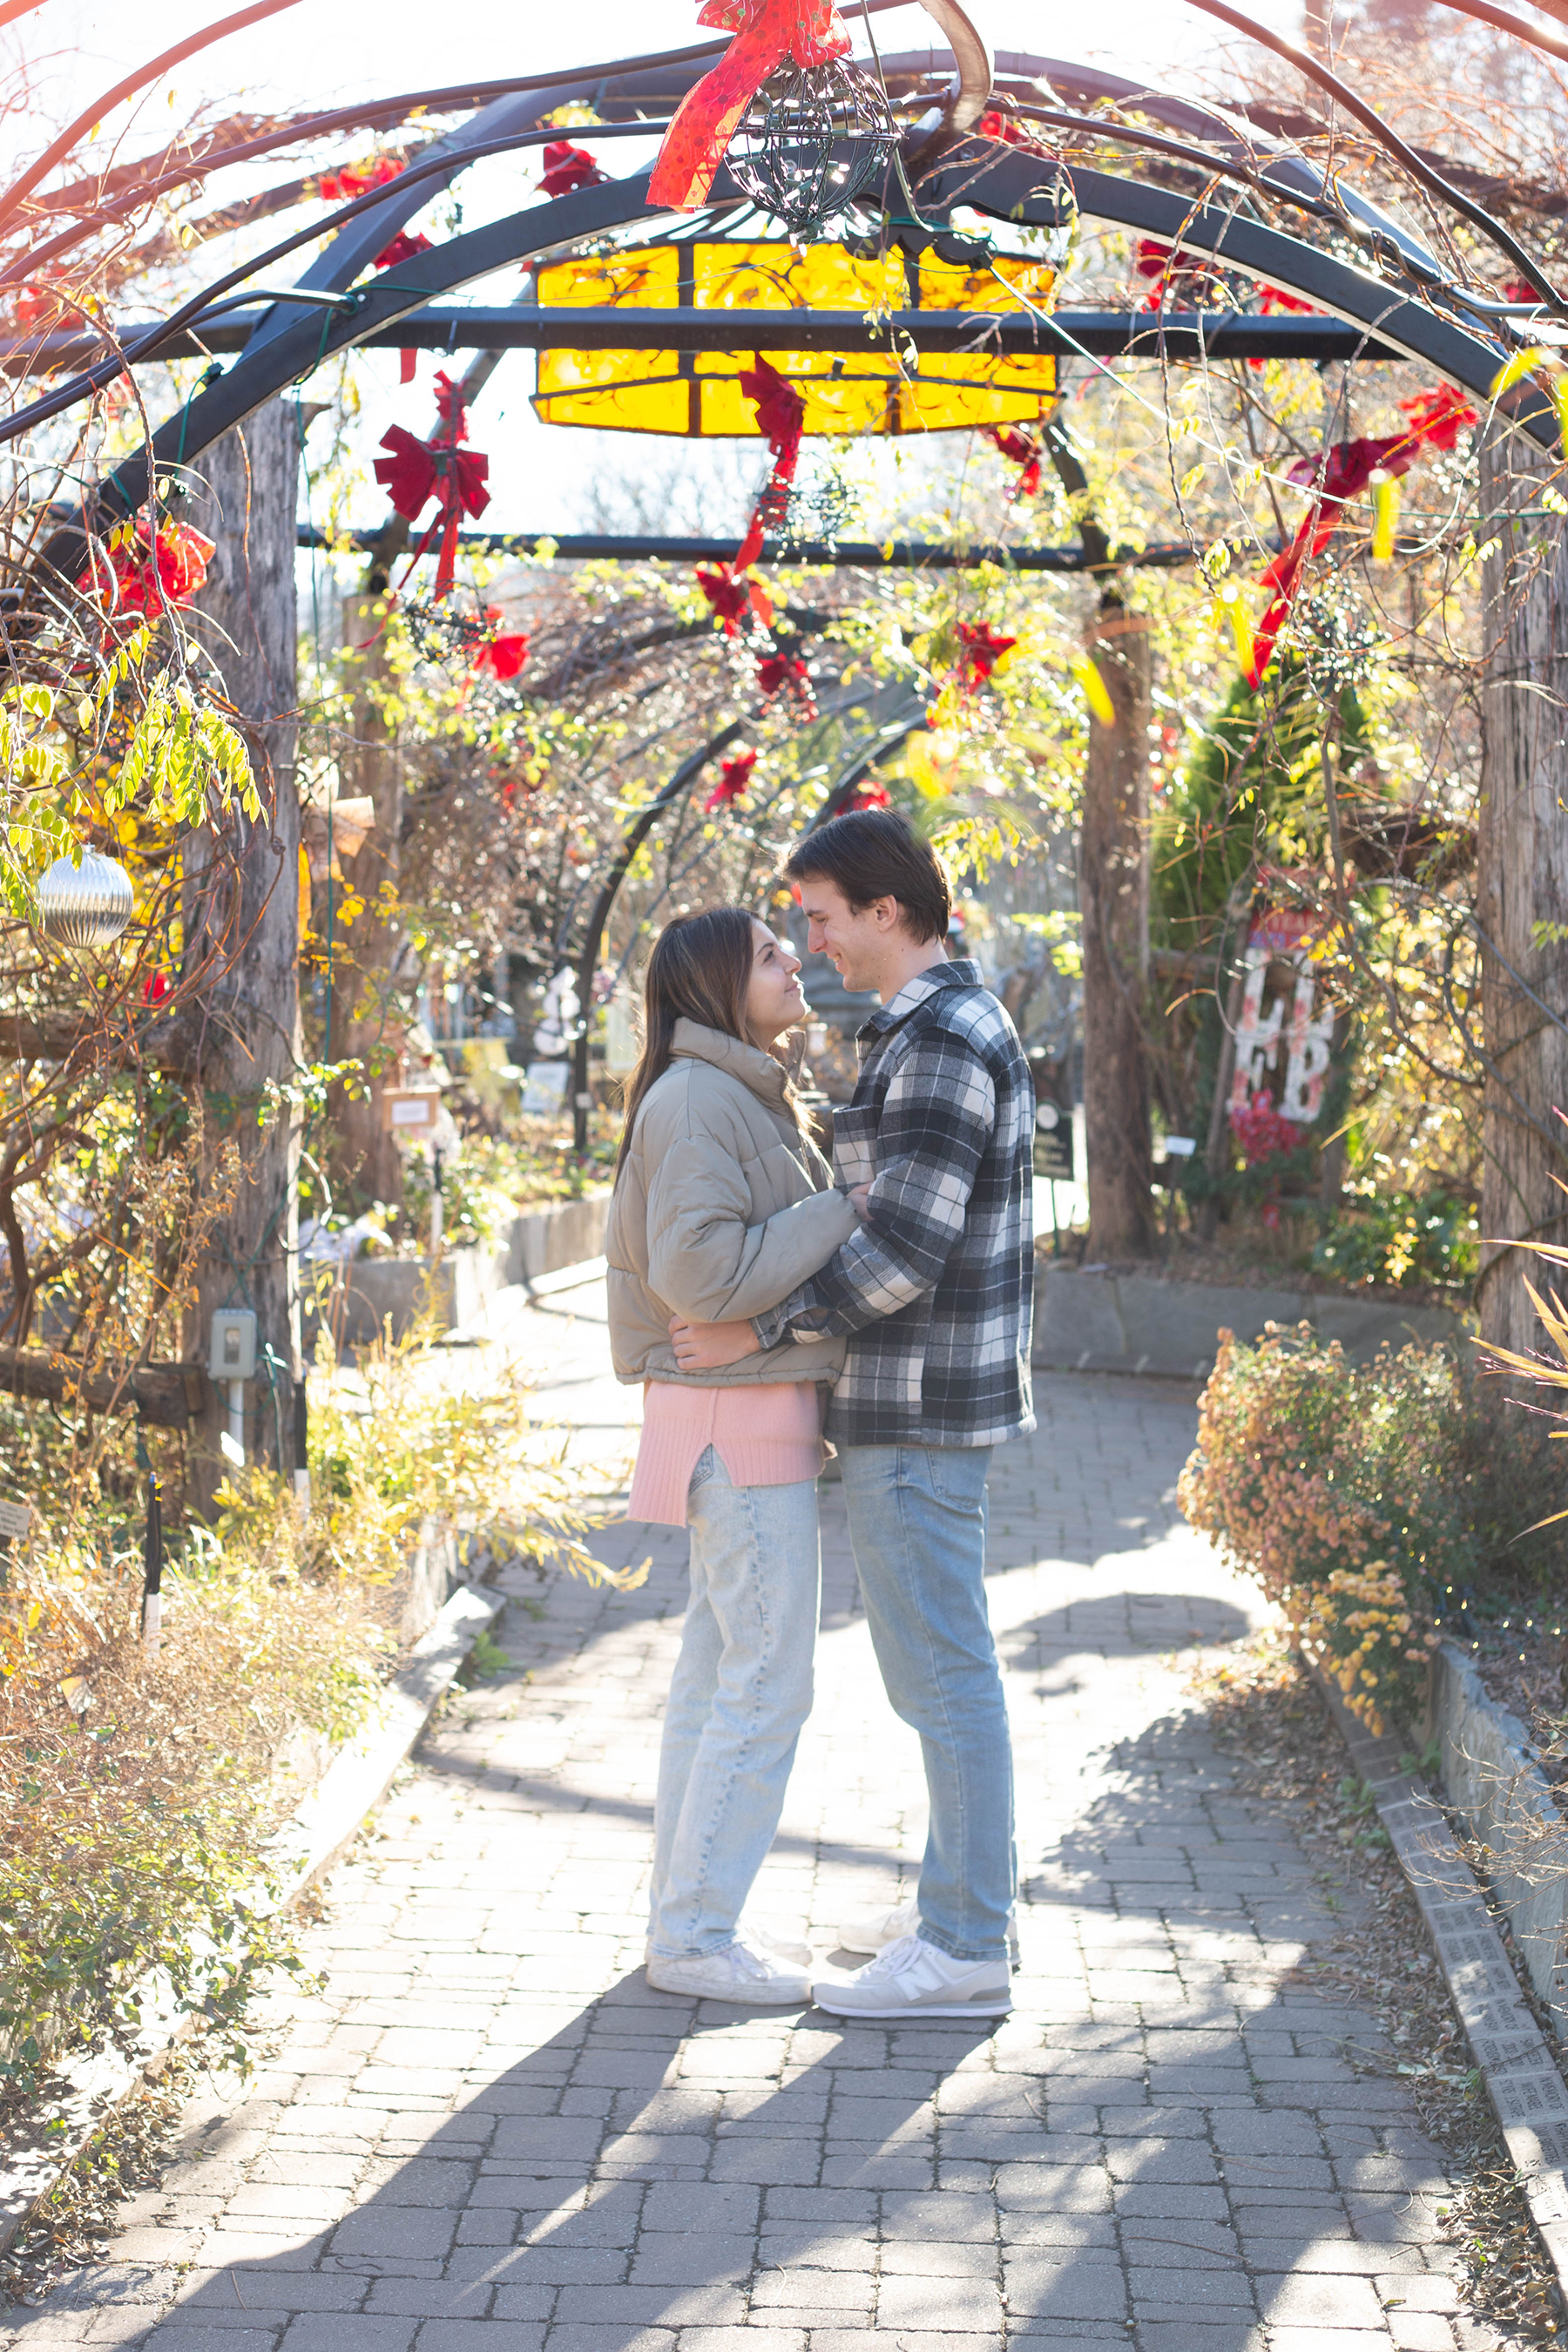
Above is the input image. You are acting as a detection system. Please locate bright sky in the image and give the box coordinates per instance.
[15,0,1304,535]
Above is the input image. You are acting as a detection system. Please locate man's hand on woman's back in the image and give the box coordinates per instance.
[669,1313,763,1370]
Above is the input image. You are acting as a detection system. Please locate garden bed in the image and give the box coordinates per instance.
[0,1319,629,2142]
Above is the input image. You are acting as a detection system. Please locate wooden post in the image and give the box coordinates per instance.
[182,399,302,1506]
[326,588,406,1211]
[1080,603,1158,1259]
[1477,413,1568,1357]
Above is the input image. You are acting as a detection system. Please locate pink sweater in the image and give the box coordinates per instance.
[627,1380,824,1527]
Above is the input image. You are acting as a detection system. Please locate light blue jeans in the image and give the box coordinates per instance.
[839,1443,1015,1964]
[647,1447,821,1959]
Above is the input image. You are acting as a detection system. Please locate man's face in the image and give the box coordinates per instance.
[796,874,895,995]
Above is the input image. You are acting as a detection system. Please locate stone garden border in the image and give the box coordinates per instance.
[1313,1666,1568,2297]
[1033,1267,1465,1378]
[1430,1640,1568,2045]
[0,1580,501,2261]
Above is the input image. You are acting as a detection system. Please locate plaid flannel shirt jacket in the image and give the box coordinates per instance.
[753,958,1035,1450]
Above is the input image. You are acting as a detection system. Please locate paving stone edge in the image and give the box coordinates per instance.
[1311,1659,1568,2301]
[0,1578,501,2259]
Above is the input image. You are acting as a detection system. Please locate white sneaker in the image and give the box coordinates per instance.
[839,1897,1021,1967]
[838,1896,920,1955]
[646,1931,812,2005]
[813,1933,1012,2019]
[645,1916,813,1969]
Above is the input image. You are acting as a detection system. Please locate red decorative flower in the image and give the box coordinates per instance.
[540,140,605,197]
[841,778,892,811]
[957,621,1017,687]
[79,515,216,618]
[704,747,758,811]
[1231,1091,1304,1163]
[980,422,1044,498]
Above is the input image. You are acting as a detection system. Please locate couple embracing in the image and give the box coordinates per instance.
[605,809,1035,2018]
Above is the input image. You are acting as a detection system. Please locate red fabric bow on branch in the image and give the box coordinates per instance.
[540,140,606,197]
[958,621,1017,688]
[647,0,853,212]
[705,747,758,811]
[374,369,490,599]
[1244,383,1476,686]
[695,356,806,632]
[980,422,1044,498]
[78,514,216,620]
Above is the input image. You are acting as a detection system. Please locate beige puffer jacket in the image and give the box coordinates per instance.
[606,1018,855,1388]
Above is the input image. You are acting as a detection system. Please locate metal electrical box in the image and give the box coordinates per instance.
[208,1308,257,1382]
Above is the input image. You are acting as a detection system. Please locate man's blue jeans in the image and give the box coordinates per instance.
[839,1443,1015,1964]
[648,1447,820,1959]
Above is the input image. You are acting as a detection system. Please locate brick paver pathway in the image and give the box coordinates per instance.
[5,1274,1493,2352]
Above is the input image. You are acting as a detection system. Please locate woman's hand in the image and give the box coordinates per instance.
[848,1183,874,1219]
[668,1313,762,1370]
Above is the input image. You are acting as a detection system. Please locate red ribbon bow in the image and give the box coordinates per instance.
[704,747,759,811]
[374,369,490,600]
[647,0,853,212]
[1245,384,1477,686]
[693,354,805,630]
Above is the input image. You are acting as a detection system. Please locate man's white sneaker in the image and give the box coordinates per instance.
[813,1933,1012,2019]
[839,1898,1021,1968]
[838,1897,920,1955]
[645,1932,812,2005]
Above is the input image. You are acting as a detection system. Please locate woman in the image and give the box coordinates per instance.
[607,907,858,2005]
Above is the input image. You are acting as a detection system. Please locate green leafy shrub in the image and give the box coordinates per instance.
[1180,1321,1568,1731]
[1298,1561,1441,1737]
[1312,1189,1479,1290]
[1178,1323,1474,1619]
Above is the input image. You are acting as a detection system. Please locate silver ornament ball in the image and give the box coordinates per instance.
[36,848,135,949]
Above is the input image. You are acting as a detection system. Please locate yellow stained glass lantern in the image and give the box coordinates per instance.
[532,237,1057,438]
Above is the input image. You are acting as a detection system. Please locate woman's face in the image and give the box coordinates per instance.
[746,920,808,1044]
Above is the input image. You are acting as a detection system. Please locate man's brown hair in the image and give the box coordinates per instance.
[783,808,952,945]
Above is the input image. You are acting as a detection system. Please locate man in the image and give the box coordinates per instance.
[670,808,1036,2018]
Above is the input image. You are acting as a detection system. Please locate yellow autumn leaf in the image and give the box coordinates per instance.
[1490,345,1553,398]
[1070,654,1115,726]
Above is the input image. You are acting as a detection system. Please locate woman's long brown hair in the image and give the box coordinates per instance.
[614,909,797,1178]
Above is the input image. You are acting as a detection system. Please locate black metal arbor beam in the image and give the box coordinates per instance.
[6,309,1406,375]
[23,34,1545,585]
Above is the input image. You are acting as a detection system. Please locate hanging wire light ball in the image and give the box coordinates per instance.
[36,848,135,948]
[726,57,900,240]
